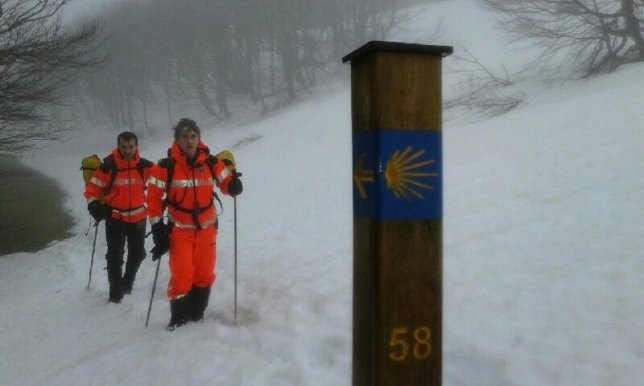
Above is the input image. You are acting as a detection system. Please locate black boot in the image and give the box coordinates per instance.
[122,257,143,295]
[189,286,211,322]
[106,265,123,303]
[167,295,191,331]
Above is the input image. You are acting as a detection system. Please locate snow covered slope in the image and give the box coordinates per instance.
[2,0,643,385]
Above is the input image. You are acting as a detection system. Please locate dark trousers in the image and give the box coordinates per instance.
[105,217,147,293]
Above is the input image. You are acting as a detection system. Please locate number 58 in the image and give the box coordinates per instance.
[388,326,432,362]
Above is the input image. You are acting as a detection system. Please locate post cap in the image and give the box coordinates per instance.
[342,41,453,64]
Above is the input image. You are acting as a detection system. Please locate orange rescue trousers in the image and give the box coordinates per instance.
[167,225,217,299]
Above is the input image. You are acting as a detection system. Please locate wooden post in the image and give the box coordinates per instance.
[343,41,453,386]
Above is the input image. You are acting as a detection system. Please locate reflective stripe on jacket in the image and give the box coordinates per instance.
[146,142,233,228]
[84,148,152,223]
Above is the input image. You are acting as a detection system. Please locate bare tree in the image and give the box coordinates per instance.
[67,0,410,129]
[444,46,523,118]
[482,0,644,76]
[0,0,101,152]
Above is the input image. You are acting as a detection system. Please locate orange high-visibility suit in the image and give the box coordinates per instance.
[147,142,234,299]
[84,147,153,301]
[84,148,151,223]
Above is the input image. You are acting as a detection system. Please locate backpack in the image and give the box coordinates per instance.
[80,155,102,186]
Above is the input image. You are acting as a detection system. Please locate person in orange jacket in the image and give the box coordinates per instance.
[147,118,242,330]
[84,131,153,303]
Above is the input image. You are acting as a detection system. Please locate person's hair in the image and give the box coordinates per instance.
[117,131,138,146]
[173,118,201,140]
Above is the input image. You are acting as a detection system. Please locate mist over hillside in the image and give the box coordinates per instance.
[1,0,643,385]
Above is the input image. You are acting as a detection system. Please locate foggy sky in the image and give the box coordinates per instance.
[63,0,112,21]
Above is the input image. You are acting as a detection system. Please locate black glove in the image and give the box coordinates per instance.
[88,200,107,223]
[228,171,243,197]
[150,245,166,262]
[151,221,169,260]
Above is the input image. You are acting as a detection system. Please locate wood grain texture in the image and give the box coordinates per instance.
[350,44,448,386]
[351,53,442,132]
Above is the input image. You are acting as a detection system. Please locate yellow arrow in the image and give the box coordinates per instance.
[354,153,374,199]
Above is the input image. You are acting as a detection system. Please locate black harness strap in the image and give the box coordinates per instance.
[158,154,223,230]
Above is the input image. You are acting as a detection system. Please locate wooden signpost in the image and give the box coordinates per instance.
[343,41,453,386]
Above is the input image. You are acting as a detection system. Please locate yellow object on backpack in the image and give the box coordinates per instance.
[216,150,236,169]
[80,155,102,186]
[80,154,106,204]
[81,155,102,186]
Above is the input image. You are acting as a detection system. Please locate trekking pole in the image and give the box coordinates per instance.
[87,221,99,290]
[234,196,238,322]
[145,253,163,328]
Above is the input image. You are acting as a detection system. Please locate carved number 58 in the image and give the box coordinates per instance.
[388,326,432,362]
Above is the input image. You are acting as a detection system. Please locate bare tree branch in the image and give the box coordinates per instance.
[482,0,644,76]
[0,0,102,153]
[445,46,523,117]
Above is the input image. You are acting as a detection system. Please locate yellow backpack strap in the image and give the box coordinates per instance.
[215,150,236,168]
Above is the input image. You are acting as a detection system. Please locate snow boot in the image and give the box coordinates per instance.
[106,263,123,303]
[189,285,211,322]
[166,295,191,331]
[122,278,133,295]
[122,257,143,295]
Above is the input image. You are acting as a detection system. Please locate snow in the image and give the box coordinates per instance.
[2,0,644,385]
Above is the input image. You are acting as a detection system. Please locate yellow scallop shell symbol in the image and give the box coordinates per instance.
[385,145,438,202]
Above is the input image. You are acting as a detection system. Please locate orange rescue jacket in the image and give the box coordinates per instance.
[84,148,153,223]
[146,142,233,230]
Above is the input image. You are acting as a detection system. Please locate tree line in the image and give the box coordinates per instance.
[64,0,411,132]
[4,0,644,152]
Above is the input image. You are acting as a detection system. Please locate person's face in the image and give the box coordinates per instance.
[177,127,199,159]
[118,138,137,161]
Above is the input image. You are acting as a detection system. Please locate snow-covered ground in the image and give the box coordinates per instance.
[2,0,643,385]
